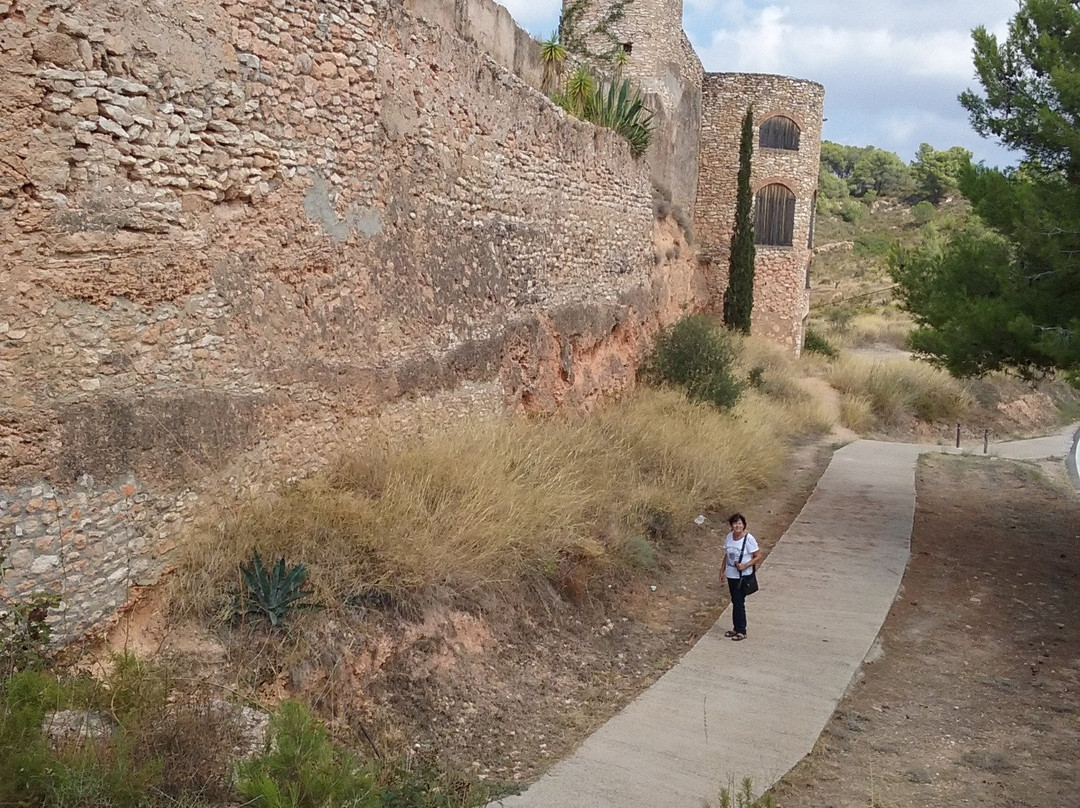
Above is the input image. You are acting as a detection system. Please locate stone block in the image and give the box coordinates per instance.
[24,147,71,191]
[44,711,114,743]
[29,554,60,573]
[31,33,81,67]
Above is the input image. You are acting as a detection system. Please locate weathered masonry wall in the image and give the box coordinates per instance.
[695,73,824,352]
[0,0,706,641]
[403,0,544,93]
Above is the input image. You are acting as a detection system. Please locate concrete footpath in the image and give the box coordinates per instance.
[495,424,1079,808]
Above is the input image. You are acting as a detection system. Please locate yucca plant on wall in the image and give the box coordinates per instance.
[540,31,567,94]
[552,68,654,157]
[555,65,597,118]
[587,77,654,156]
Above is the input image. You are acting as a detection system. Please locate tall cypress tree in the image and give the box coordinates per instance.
[724,105,756,334]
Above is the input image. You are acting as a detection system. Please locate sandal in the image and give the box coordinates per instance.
[724,630,739,637]
[731,633,747,641]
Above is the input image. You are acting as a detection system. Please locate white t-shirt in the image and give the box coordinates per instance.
[723,532,759,579]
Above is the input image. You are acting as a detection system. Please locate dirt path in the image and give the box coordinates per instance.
[771,453,1080,807]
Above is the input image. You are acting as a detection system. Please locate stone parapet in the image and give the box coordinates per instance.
[403,0,545,92]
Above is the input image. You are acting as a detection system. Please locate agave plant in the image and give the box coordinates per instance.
[239,552,318,628]
[588,77,654,156]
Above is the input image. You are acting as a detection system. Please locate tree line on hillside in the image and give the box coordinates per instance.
[815,0,1077,384]
[818,141,973,219]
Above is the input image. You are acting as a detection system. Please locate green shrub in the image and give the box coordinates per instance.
[98,652,169,728]
[705,776,775,808]
[236,701,378,808]
[0,583,60,676]
[47,735,162,808]
[641,315,743,410]
[619,534,657,569]
[853,232,894,257]
[838,199,867,224]
[911,200,935,225]
[0,670,59,805]
[240,710,495,808]
[0,669,162,808]
[802,328,838,358]
[825,306,856,334]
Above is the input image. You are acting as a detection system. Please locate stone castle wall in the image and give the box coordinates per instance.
[560,0,703,213]
[0,0,706,641]
[695,73,824,351]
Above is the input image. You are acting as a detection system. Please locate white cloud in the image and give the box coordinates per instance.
[689,0,1019,164]
[703,5,789,73]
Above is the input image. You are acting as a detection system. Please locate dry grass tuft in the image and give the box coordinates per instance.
[839,394,874,432]
[733,333,800,375]
[169,387,824,618]
[812,304,911,347]
[844,311,912,349]
[827,356,974,429]
[811,308,913,350]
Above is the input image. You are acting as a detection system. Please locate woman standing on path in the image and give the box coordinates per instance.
[722,513,762,641]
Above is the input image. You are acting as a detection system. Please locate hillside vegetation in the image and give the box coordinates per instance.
[809,140,973,352]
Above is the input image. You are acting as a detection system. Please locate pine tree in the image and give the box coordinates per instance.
[724,106,755,334]
[893,0,1080,380]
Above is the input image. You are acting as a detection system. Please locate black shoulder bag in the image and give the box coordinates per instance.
[736,537,759,596]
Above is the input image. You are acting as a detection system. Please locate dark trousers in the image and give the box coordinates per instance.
[727,577,747,634]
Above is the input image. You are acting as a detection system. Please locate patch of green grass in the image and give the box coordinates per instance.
[803,328,838,358]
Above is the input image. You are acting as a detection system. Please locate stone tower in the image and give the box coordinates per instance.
[695,74,825,353]
[559,0,703,214]
[561,1,825,353]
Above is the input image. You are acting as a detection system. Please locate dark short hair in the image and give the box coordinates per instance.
[728,512,746,527]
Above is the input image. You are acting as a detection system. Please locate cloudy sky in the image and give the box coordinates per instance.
[500,0,1021,168]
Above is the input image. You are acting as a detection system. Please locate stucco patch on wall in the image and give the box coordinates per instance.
[303,172,384,242]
